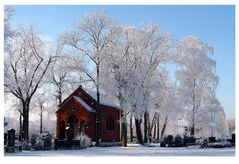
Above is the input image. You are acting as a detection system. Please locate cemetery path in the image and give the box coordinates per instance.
[4,144,235,156]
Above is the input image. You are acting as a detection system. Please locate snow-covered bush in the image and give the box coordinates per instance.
[207,140,231,148]
[200,139,208,148]
[74,133,92,148]
[22,141,31,150]
[31,132,52,150]
[30,133,38,146]
[34,139,44,150]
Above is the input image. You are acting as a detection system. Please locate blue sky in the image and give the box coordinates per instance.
[11,5,235,119]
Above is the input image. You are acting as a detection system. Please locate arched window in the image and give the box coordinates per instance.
[106,116,115,131]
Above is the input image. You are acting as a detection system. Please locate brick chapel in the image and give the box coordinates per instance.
[56,86,121,142]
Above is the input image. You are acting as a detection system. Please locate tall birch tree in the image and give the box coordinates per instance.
[175,36,218,137]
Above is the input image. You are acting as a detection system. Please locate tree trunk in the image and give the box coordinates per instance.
[19,114,22,141]
[40,106,43,133]
[135,119,144,145]
[122,120,127,147]
[22,100,30,141]
[190,124,195,137]
[191,78,196,137]
[153,123,156,139]
[148,129,152,143]
[22,112,29,141]
[191,107,195,137]
[156,116,160,141]
[150,113,157,141]
[118,92,127,147]
[160,116,168,141]
[147,113,151,143]
[130,114,133,142]
[96,89,100,145]
[58,85,62,105]
[144,112,148,143]
[96,64,101,146]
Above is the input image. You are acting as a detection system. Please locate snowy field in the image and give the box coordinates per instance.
[4,144,235,156]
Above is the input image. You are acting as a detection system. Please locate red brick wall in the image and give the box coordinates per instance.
[100,107,120,142]
[56,94,121,142]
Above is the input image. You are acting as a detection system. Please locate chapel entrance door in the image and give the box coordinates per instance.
[67,115,79,138]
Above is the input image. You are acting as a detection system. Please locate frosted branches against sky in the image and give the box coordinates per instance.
[10,5,235,119]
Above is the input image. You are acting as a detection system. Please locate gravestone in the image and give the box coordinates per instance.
[165,135,174,147]
[174,135,183,147]
[8,128,15,147]
[231,133,235,146]
[43,136,52,150]
[209,136,216,143]
[231,134,235,143]
[185,136,196,146]
[4,133,7,145]
[6,128,15,153]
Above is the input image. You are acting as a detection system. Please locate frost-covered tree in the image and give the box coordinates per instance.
[152,80,182,141]
[125,25,172,144]
[46,55,86,107]
[60,12,117,145]
[4,26,57,140]
[101,25,136,146]
[103,24,173,144]
[227,118,235,135]
[199,95,228,137]
[175,36,219,137]
[33,92,47,133]
[4,6,15,52]
[9,98,24,136]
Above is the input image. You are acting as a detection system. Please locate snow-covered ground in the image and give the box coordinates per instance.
[4,144,235,156]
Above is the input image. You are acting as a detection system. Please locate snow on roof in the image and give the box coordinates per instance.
[73,96,96,113]
[82,88,119,108]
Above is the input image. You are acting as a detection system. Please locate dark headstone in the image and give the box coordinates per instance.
[231,133,235,144]
[54,139,68,150]
[7,128,15,147]
[209,137,216,143]
[160,140,166,147]
[54,139,58,150]
[185,136,196,146]
[174,135,183,147]
[4,133,7,145]
[43,136,52,150]
[165,135,174,147]
[6,128,15,153]
[183,135,188,146]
